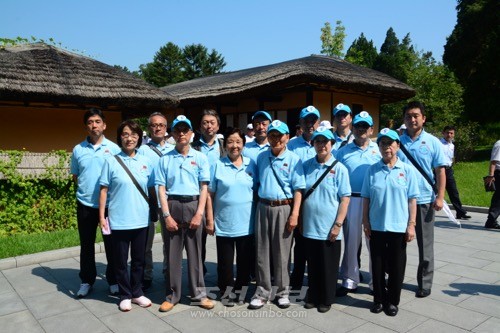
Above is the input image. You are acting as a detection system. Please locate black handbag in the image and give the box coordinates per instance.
[483,176,496,192]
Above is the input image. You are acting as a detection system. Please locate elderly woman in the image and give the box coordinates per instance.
[209,128,257,306]
[99,120,154,312]
[361,129,419,316]
[302,126,351,313]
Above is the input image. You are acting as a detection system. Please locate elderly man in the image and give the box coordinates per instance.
[156,115,214,312]
[137,112,174,291]
[243,110,273,163]
[71,108,120,298]
[332,103,354,156]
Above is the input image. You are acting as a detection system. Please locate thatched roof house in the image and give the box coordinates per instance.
[0,43,178,152]
[162,55,415,132]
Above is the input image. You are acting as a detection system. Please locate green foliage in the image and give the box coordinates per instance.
[345,33,378,68]
[373,28,415,82]
[320,21,346,58]
[139,42,226,87]
[443,0,500,123]
[0,150,76,236]
[452,159,492,207]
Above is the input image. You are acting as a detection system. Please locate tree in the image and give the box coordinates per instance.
[344,33,378,68]
[443,0,500,123]
[373,28,414,82]
[139,42,226,87]
[320,21,346,58]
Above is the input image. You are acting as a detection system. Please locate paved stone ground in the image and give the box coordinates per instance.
[1,210,499,333]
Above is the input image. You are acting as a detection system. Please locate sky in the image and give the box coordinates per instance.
[2,0,458,72]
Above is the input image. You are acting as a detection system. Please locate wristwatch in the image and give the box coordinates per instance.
[162,211,171,219]
[335,221,343,228]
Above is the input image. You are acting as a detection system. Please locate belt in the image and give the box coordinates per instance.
[351,193,361,197]
[168,195,199,202]
[260,198,293,207]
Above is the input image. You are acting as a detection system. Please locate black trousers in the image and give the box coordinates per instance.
[290,229,307,289]
[112,227,148,301]
[76,201,116,286]
[216,235,253,298]
[305,238,341,306]
[487,170,500,224]
[370,231,407,306]
[445,167,467,217]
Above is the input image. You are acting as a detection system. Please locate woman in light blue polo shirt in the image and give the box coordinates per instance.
[99,120,154,312]
[361,128,419,317]
[302,126,351,313]
[209,128,257,307]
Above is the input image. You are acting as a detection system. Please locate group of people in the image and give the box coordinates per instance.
[70,101,500,317]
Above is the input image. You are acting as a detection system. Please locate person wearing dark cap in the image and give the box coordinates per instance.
[155,115,215,312]
[332,103,354,156]
[336,111,381,296]
[243,110,273,163]
[362,128,419,316]
[288,105,320,291]
[249,120,305,310]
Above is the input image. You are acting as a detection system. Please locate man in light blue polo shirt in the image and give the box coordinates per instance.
[70,108,121,298]
[155,115,215,312]
[288,105,320,291]
[249,120,305,310]
[332,103,354,156]
[336,111,381,296]
[398,101,446,298]
[137,112,174,291]
[243,110,272,162]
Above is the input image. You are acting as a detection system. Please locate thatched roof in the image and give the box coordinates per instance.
[162,55,415,104]
[0,43,178,109]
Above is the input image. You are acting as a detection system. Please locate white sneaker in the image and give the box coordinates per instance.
[109,284,119,295]
[77,283,91,298]
[119,299,132,312]
[277,297,290,309]
[132,296,152,308]
[249,297,266,309]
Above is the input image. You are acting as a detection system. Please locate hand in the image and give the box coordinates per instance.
[363,223,371,240]
[286,214,298,233]
[485,176,495,186]
[189,213,203,229]
[328,225,341,242]
[205,220,215,236]
[405,225,416,242]
[165,216,178,232]
[433,197,444,211]
[99,217,107,230]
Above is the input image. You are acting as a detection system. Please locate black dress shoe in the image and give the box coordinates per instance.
[304,302,316,309]
[336,286,357,297]
[485,222,500,229]
[318,304,331,313]
[384,304,398,316]
[370,302,384,313]
[416,289,431,298]
[457,214,471,219]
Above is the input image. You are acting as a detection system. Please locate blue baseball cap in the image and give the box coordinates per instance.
[267,120,289,134]
[171,115,193,130]
[300,105,320,119]
[377,128,400,144]
[252,110,272,122]
[311,126,335,141]
[333,103,352,116]
[353,111,374,126]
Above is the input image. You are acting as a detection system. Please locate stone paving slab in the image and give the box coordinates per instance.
[0,210,499,332]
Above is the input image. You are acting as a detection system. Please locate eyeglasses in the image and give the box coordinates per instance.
[121,133,139,139]
[149,123,166,129]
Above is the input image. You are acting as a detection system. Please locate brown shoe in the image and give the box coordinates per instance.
[199,298,215,310]
[159,301,175,312]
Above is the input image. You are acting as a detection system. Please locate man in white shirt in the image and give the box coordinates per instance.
[485,140,500,229]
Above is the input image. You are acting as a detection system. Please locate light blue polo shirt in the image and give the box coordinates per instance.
[287,135,316,161]
[99,151,154,230]
[336,140,381,193]
[243,140,270,163]
[138,142,175,204]
[70,137,120,208]
[302,155,351,241]
[209,156,257,237]
[332,130,353,157]
[361,158,420,233]
[197,137,222,166]
[256,149,305,200]
[155,147,210,195]
[398,129,447,204]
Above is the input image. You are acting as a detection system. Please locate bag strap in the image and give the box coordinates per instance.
[114,155,149,203]
[269,157,290,201]
[147,143,163,157]
[399,144,437,194]
[339,132,353,149]
[303,160,339,200]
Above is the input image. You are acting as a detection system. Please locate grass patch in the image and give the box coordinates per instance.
[450,160,492,207]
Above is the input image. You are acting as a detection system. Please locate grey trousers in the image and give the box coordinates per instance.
[164,199,207,304]
[254,201,293,300]
[415,203,435,291]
